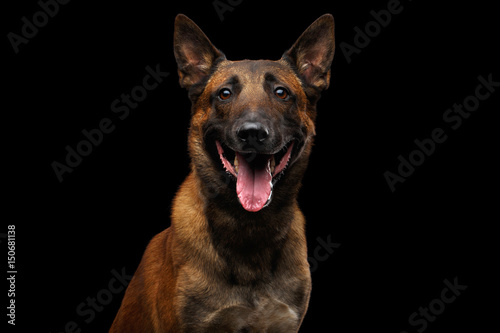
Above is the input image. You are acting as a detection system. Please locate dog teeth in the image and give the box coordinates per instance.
[232,154,276,176]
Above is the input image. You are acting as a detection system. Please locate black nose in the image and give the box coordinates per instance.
[237,122,269,144]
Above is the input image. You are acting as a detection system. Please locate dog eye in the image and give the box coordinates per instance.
[218,88,232,100]
[274,87,289,99]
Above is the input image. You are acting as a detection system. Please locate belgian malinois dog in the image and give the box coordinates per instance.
[110,13,335,333]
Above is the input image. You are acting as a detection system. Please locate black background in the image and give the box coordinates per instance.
[4,0,498,332]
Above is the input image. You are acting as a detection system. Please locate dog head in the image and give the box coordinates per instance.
[174,14,335,213]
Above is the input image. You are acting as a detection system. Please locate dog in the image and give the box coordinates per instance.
[110,13,335,333]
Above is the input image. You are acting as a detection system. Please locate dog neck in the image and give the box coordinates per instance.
[172,165,307,284]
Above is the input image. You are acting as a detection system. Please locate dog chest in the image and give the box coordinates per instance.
[207,298,299,332]
[183,295,301,333]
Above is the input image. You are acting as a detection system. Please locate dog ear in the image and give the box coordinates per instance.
[283,14,335,91]
[174,14,225,89]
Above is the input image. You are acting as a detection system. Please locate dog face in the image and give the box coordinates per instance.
[174,14,335,212]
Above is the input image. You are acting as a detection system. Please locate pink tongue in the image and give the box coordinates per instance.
[236,152,272,212]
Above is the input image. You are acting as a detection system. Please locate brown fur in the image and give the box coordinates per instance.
[110,14,334,333]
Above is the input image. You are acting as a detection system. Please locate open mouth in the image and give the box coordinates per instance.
[215,140,294,212]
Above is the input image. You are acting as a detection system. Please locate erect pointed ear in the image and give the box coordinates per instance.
[282,14,335,91]
[174,14,226,89]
